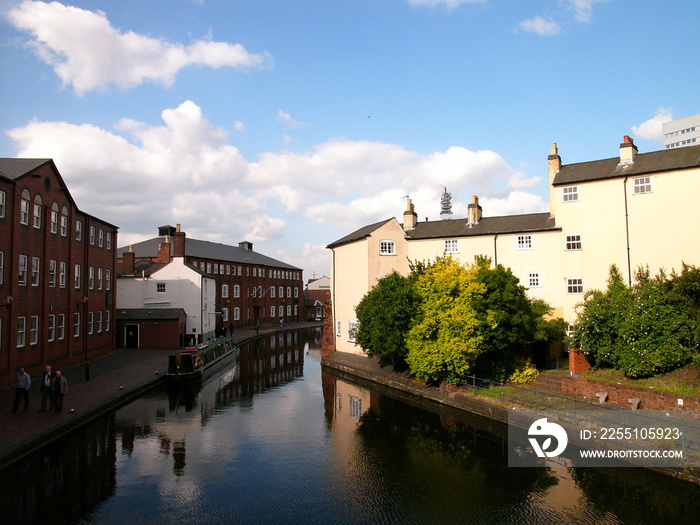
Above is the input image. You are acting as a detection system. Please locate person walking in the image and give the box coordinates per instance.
[11,367,31,413]
[39,365,55,411]
[52,371,68,413]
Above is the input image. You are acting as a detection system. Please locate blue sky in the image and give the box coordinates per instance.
[1,0,698,281]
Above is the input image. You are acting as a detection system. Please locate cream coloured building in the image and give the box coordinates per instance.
[328,138,700,356]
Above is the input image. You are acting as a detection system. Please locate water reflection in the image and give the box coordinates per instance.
[2,326,700,524]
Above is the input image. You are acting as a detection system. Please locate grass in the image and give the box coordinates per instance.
[581,363,700,398]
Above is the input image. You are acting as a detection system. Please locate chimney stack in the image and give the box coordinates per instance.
[157,235,171,263]
[467,195,482,226]
[123,245,135,276]
[619,135,637,164]
[548,142,561,187]
[239,241,253,251]
[173,223,186,258]
[403,198,417,230]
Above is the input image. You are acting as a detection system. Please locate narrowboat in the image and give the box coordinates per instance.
[167,337,239,383]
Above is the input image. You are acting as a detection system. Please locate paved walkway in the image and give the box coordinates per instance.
[0,322,322,471]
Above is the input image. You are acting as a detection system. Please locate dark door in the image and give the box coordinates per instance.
[124,324,139,348]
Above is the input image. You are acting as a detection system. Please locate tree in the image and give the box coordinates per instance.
[571,265,699,378]
[405,257,487,384]
[355,271,420,362]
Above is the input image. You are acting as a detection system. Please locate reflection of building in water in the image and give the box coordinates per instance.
[0,413,117,524]
[322,372,372,433]
[115,329,308,476]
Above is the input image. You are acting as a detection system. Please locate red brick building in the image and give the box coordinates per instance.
[117,225,304,333]
[0,159,118,384]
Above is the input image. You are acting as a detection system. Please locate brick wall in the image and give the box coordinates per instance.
[569,349,591,376]
[562,376,700,411]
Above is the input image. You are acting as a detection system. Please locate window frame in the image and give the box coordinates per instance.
[565,234,582,251]
[633,176,652,194]
[528,272,540,288]
[562,186,579,202]
[517,235,533,250]
[379,240,396,255]
[567,277,584,294]
[444,239,459,254]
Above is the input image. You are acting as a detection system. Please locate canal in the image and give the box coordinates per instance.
[3,326,700,524]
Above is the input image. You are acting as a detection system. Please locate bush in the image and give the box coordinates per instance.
[508,359,539,384]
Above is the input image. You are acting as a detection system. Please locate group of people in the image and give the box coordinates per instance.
[11,365,68,414]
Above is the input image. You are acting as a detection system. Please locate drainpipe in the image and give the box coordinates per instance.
[493,235,498,266]
[623,177,632,286]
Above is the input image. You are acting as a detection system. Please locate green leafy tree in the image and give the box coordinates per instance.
[355,271,420,362]
[406,257,487,384]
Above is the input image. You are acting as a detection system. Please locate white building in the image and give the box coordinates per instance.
[663,113,700,149]
[117,256,217,346]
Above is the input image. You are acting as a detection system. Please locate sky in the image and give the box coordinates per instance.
[1,0,698,282]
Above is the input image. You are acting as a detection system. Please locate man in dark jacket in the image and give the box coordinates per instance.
[39,365,55,411]
[52,371,68,413]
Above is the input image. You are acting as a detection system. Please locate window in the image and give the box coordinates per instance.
[222,307,229,322]
[379,240,395,255]
[287,286,291,298]
[226,265,231,275]
[75,264,81,289]
[89,266,95,290]
[337,321,342,337]
[18,255,27,285]
[238,265,242,275]
[90,225,95,245]
[270,286,276,298]
[233,284,240,298]
[98,268,103,290]
[58,314,65,340]
[271,305,276,317]
[0,190,5,218]
[105,311,110,332]
[349,396,362,421]
[0,251,3,285]
[98,229,104,247]
[74,312,80,338]
[60,208,68,236]
[253,267,257,277]
[565,234,582,251]
[75,220,82,241]
[214,263,218,275]
[633,176,652,194]
[17,317,26,347]
[50,206,58,233]
[287,305,291,316]
[567,278,584,294]
[48,315,56,342]
[279,286,283,298]
[97,311,102,333]
[33,196,42,228]
[233,307,240,321]
[49,260,57,287]
[222,284,229,298]
[31,257,40,286]
[106,269,111,291]
[444,239,459,253]
[106,232,112,250]
[294,287,299,298]
[59,262,66,288]
[517,235,533,250]
[562,186,579,202]
[528,272,540,288]
[20,192,30,224]
[156,282,166,293]
[88,312,94,335]
[207,263,212,274]
[348,321,359,342]
[30,316,38,345]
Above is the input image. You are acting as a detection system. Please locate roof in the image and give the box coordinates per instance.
[116,308,186,321]
[553,144,700,186]
[326,218,395,249]
[116,258,209,278]
[0,158,52,181]
[406,213,559,239]
[117,236,300,270]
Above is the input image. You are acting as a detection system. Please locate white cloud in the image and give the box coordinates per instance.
[6,1,271,94]
[6,100,544,278]
[565,0,611,23]
[277,110,307,130]
[519,16,562,36]
[406,0,485,10]
[632,108,673,142]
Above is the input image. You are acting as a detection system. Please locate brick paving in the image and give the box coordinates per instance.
[0,322,322,471]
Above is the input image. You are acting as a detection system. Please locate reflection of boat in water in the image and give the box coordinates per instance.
[167,337,239,384]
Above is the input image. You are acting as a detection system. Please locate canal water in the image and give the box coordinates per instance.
[3,327,700,524]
